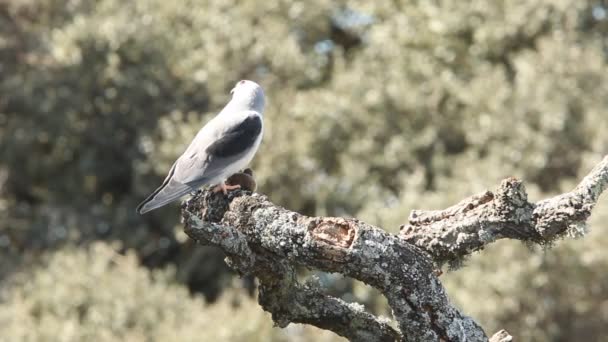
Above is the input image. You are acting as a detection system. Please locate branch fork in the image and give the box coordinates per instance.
[182,156,608,341]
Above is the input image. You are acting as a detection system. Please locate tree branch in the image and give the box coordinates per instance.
[400,155,608,266]
[181,156,607,341]
[182,192,484,341]
[182,200,399,341]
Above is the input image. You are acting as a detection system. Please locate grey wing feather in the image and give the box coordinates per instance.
[175,113,262,186]
[136,112,262,214]
[136,163,195,214]
[176,151,243,186]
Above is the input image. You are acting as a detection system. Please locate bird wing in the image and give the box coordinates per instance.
[174,111,263,187]
[136,111,262,214]
[136,162,194,214]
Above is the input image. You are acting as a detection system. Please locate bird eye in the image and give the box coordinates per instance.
[239,80,245,85]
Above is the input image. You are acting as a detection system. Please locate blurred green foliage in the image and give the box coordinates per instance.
[0,242,343,342]
[1,0,607,340]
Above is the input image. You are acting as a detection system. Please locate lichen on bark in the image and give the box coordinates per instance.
[182,156,608,341]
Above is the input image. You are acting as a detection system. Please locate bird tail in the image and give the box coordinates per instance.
[136,164,195,214]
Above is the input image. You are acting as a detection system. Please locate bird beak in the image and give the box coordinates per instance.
[230,88,236,95]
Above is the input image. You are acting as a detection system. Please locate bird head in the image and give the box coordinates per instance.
[230,80,265,114]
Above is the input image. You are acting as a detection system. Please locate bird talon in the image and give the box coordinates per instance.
[212,184,225,194]
[212,183,241,195]
[224,184,241,191]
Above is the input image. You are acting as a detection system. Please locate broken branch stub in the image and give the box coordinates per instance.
[401,156,608,266]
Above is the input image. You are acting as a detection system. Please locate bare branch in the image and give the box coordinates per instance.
[182,191,485,341]
[400,155,608,265]
[182,157,607,340]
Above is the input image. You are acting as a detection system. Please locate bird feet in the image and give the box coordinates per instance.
[212,182,241,195]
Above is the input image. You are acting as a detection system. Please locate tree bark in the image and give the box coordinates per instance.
[182,156,608,341]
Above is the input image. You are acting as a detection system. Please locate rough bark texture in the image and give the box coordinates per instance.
[400,156,608,266]
[181,156,608,341]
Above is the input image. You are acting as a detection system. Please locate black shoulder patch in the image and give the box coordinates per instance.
[206,115,262,158]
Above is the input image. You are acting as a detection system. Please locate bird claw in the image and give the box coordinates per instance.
[212,183,241,195]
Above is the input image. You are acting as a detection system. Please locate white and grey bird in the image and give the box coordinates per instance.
[136,80,265,214]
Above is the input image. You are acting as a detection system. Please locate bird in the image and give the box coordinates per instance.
[136,80,265,214]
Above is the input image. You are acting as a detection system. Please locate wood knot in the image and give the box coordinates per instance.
[496,177,528,207]
[308,218,356,248]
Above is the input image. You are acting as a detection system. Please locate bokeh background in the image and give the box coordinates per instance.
[1,0,608,341]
